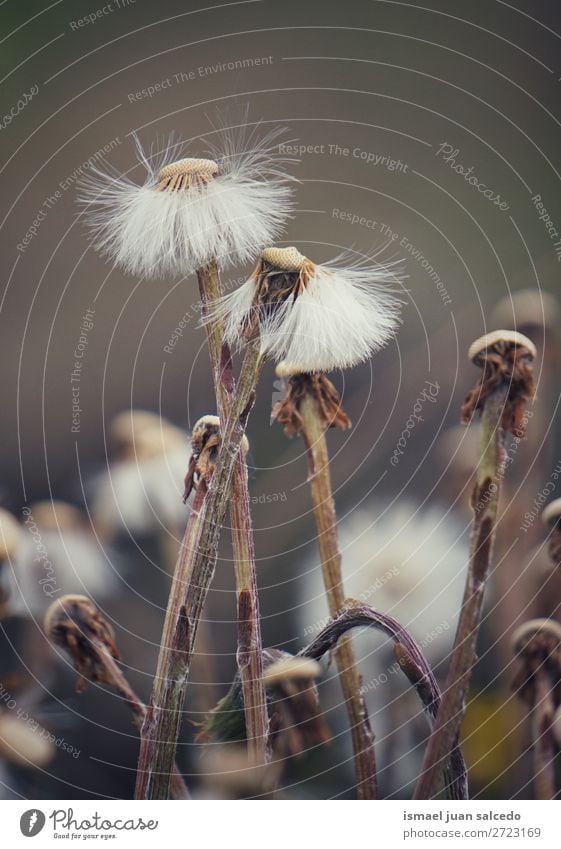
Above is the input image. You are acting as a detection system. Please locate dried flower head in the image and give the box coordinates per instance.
[272,364,351,435]
[199,648,330,757]
[207,246,402,372]
[79,126,295,277]
[462,330,536,437]
[182,414,248,502]
[44,594,120,691]
[511,618,561,705]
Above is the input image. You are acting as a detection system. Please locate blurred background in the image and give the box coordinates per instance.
[1,0,561,800]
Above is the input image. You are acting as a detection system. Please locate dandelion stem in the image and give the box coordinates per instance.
[414,387,507,800]
[197,260,268,766]
[136,343,264,799]
[298,393,378,799]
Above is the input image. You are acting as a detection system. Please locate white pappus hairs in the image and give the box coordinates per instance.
[206,246,404,373]
[78,122,297,278]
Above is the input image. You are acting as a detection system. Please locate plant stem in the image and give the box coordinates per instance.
[414,388,507,800]
[298,393,378,799]
[530,669,556,799]
[93,637,190,799]
[300,604,468,799]
[136,343,264,799]
[197,261,268,766]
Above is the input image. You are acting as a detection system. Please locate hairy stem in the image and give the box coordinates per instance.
[136,343,264,799]
[298,394,378,799]
[94,639,189,799]
[414,388,507,800]
[300,605,468,799]
[197,260,268,766]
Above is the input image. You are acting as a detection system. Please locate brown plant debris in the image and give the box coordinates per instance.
[462,338,535,437]
[273,372,351,436]
[183,415,222,502]
[44,595,120,691]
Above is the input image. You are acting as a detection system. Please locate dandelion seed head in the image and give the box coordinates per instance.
[206,248,403,372]
[79,125,296,277]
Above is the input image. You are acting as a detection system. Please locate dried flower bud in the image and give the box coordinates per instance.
[462,330,536,437]
[272,368,351,435]
[0,714,54,768]
[206,247,402,372]
[183,415,249,502]
[511,618,561,705]
[44,595,120,690]
[79,126,295,277]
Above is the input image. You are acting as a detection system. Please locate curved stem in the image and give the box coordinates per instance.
[300,604,468,800]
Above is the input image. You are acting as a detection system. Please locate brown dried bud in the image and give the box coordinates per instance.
[462,330,536,437]
[183,414,249,502]
[44,595,120,691]
[272,367,351,436]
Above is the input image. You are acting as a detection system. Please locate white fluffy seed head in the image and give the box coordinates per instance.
[206,252,403,372]
[79,126,296,278]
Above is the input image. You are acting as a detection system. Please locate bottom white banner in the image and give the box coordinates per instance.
[2,800,559,848]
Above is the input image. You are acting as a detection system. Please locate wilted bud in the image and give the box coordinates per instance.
[272,367,351,436]
[183,414,249,502]
[44,595,120,690]
[463,330,536,437]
